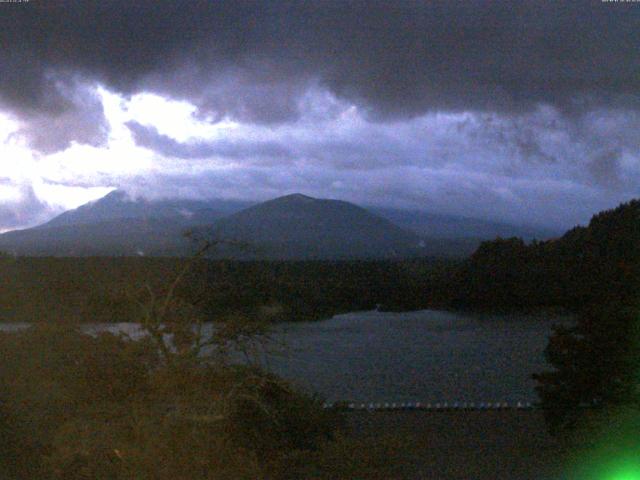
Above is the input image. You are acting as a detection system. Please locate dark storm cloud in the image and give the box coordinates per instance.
[1,0,639,132]
[453,106,640,191]
[10,79,109,154]
[1,0,638,233]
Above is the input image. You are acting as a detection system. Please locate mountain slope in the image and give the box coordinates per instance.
[0,191,252,256]
[209,194,425,259]
[40,190,251,229]
[0,218,194,256]
[0,192,426,258]
[371,207,559,241]
[0,190,558,259]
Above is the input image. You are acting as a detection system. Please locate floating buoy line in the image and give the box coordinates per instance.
[321,401,535,411]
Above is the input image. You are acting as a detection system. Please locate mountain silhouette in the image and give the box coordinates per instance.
[208,193,424,259]
[0,190,554,258]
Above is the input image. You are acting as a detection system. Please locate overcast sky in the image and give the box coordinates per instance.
[0,0,638,231]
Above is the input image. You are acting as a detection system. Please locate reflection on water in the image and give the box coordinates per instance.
[0,310,569,403]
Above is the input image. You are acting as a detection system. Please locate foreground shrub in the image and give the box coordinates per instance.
[0,324,341,479]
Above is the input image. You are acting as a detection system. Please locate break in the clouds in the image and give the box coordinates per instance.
[0,1,638,231]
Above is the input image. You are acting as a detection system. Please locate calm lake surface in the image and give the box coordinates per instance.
[268,310,566,403]
[0,310,568,403]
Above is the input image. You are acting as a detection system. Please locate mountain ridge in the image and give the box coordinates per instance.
[0,190,557,258]
[208,193,423,259]
[39,190,253,230]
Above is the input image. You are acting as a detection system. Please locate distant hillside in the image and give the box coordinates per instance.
[0,191,252,256]
[39,190,251,229]
[209,194,425,259]
[0,192,427,258]
[371,207,559,241]
[0,218,193,256]
[0,190,559,259]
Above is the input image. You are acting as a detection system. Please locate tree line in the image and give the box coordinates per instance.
[0,256,457,325]
[449,200,640,311]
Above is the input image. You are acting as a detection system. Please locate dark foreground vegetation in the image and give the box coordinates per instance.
[451,199,640,312]
[0,249,421,479]
[0,322,564,480]
[0,199,639,478]
[524,200,640,478]
[0,323,401,479]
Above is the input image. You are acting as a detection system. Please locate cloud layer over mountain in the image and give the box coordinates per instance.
[0,1,638,230]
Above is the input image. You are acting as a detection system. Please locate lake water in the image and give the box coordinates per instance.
[0,309,567,404]
[268,310,565,403]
